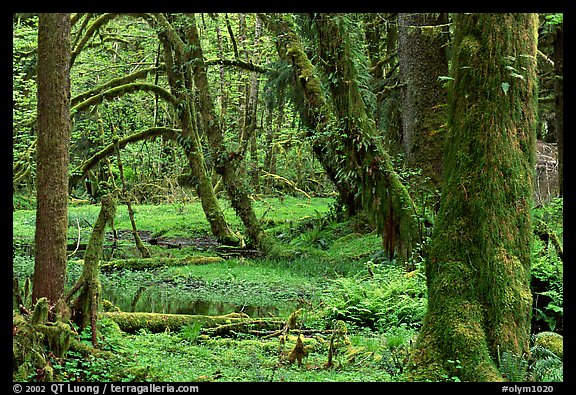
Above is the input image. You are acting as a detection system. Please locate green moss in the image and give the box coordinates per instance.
[13,310,76,381]
[412,13,538,382]
[534,332,563,359]
[38,321,73,358]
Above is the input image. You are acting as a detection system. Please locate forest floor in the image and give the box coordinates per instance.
[12,195,563,382]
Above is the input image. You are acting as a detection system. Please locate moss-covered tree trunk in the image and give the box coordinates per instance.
[409,13,538,382]
[553,23,563,196]
[263,13,417,260]
[182,13,267,249]
[156,22,240,247]
[32,13,71,308]
[398,13,448,188]
[67,194,116,343]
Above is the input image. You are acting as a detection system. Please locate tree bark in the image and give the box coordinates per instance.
[398,13,449,188]
[409,13,538,382]
[32,13,71,308]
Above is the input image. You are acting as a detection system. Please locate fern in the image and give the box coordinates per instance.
[529,344,563,382]
[497,346,528,382]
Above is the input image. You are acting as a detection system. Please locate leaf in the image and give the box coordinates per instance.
[501,82,510,95]
[510,72,525,81]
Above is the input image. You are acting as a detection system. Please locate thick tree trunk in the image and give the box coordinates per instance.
[409,13,538,382]
[32,13,71,308]
[398,13,448,188]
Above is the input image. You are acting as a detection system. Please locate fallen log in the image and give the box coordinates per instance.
[101,311,284,334]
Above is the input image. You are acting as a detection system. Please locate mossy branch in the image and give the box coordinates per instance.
[204,57,268,74]
[66,194,116,337]
[260,171,311,202]
[69,127,180,191]
[70,13,120,67]
[71,82,178,114]
[71,66,163,107]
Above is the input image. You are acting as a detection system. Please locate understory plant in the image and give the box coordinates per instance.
[321,262,427,331]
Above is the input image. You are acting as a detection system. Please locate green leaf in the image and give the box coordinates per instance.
[501,82,510,95]
[510,72,525,81]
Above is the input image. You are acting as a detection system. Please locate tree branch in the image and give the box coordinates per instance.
[205,58,268,74]
[71,13,120,67]
[69,127,180,191]
[71,66,163,107]
[71,82,178,114]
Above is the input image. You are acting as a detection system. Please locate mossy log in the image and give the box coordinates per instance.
[534,219,563,260]
[101,311,284,334]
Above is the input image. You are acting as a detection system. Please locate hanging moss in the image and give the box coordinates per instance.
[13,299,75,381]
[13,311,53,381]
[263,13,418,261]
[30,297,49,326]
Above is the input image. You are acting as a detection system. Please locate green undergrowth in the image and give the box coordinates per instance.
[43,316,411,382]
[13,196,563,382]
[13,196,334,241]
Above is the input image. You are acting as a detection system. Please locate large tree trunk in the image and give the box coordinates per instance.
[398,13,449,188]
[409,13,538,382]
[32,13,71,308]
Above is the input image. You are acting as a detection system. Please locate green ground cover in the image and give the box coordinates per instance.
[13,196,563,382]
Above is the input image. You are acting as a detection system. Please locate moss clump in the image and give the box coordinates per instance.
[534,332,563,359]
[13,298,76,381]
